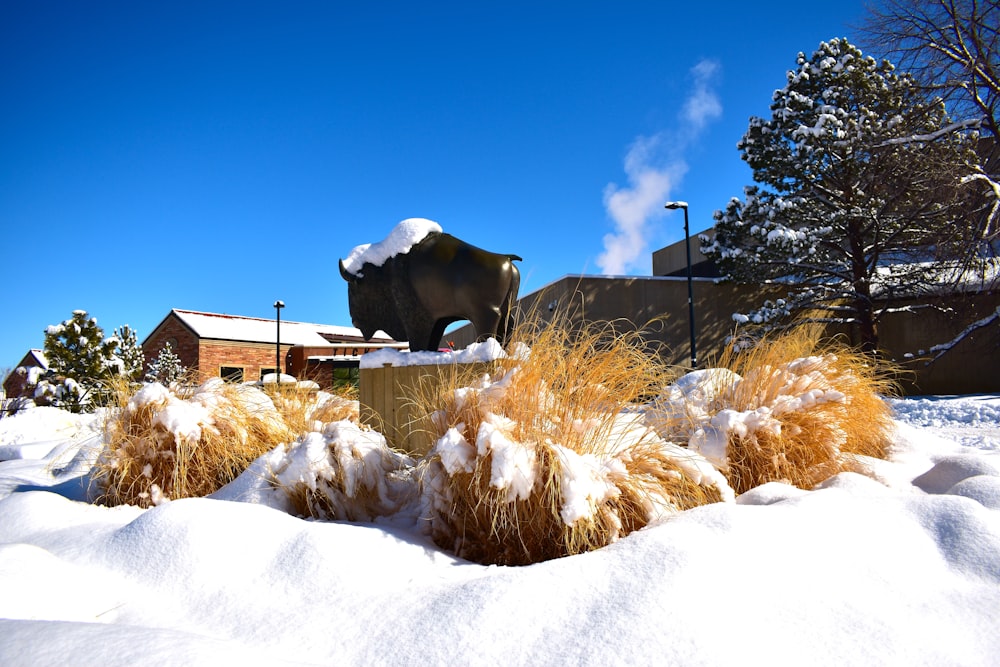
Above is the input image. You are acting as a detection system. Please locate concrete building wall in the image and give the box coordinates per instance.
[651,234,717,278]
[864,291,1000,395]
[453,275,785,369]
[450,275,1000,395]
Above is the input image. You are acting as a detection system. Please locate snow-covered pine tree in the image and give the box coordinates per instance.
[145,341,187,385]
[42,310,122,411]
[703,38,995,353]
[111,324,145,383]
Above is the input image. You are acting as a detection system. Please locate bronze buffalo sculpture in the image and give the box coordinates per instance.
[339,228,521,352]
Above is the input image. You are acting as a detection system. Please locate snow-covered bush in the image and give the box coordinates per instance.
[307,391,360,424]
[267,421,414,522]
[411,318,731,565]
[40,311,131,412]
[90,313,897,566]
[266,385,359,436]
[111,324,145,383]
[96,379,295,507]
[646,329,897,495]
[29,372,87,411]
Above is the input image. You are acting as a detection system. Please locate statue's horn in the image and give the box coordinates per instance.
[339,259,355,282]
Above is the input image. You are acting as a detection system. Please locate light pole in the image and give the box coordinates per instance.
[274,300,285,379]
[664,201,697,368]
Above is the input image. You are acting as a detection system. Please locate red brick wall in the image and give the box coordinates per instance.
[197,340,291,384]
[142,314,200,378]
[142,313,292,384]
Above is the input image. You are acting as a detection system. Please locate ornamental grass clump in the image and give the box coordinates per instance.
[267,382,360,435]
[415,316,732,566]
[647,327,898,495]
[96,378,295,507]
[267,420,415,522]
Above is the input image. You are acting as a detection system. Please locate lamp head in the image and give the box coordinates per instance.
[274,300,285,309]
[664,201,688,210]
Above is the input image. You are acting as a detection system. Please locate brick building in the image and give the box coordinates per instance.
[2,349,48,400]
[142,309,405,387]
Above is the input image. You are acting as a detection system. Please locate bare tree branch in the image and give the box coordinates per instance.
[860,0,1000,140]
[927,305,1000,361]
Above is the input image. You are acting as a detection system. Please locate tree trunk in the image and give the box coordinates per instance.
[854,293,879,354]
[848,221,879,354]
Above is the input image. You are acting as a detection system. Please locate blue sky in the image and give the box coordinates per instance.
[1,1,872,370]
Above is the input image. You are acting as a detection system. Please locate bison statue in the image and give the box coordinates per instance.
[339,220,521,352]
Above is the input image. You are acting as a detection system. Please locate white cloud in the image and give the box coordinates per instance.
[598,140,684,275]
[682,60,723,133]
[598,59,722,276]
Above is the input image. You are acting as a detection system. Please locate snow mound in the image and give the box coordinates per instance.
[889,395,1000,428]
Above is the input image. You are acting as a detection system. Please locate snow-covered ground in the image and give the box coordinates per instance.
[1,394,999,666]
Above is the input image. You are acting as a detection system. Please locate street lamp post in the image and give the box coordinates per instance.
[274,300,285,379]
[664,201,697,368]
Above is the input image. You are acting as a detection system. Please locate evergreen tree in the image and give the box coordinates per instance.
[112,324,145,383]
[703,38,995,353]
[145,342,187,385]
[42,310,121,411]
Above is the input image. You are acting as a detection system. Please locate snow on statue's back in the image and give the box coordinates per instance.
[342,218,443,277]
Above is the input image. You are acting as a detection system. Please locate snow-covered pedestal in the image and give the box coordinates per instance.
[358,340,507,454]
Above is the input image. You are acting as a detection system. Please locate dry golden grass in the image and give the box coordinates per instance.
[272,424,415,523]
[611,439,727,532]
[93,313,898,567]
[95,379,296,507]
[309,393,360,424]
[416,317,899,564]
[413,313,727,566]
[266,381,360,435]
[685,326,899,495]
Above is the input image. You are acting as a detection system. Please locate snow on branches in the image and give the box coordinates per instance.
[703,38,998,353]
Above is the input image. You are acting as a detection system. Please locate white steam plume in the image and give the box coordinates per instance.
[597,59,722,276]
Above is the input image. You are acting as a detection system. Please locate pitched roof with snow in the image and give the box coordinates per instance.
[26,349,48,369]
[163,309,394,346]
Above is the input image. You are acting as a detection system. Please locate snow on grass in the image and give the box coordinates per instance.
[1,377,999,664]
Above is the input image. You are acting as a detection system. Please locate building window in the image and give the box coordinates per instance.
[332,360,360,389]
[260,367,277,381]
[220,366,244,383]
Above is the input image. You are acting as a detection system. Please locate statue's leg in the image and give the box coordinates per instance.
[470,305,502,343]
[429,320,449,351]
[405,313,439,352]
